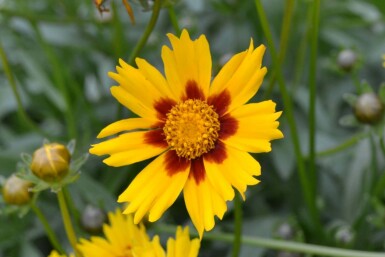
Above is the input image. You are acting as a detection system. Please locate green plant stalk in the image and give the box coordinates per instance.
[31,22,77,140]
[0,42,45,135]
[292,7,312,92]
[127,0,162,66]
[308,0,320,200]
[254,0,320,231]
[316,131,368,157]
[168,5,181,36]
[31,204,64,254]
[156,224,385,257]
[263,0,295,99]
[231,193,243,257]
[57,189,82,257]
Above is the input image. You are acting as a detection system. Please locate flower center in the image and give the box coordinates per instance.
[163,99,220,159]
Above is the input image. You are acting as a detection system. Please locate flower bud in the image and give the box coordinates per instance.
[2,174,33,205]
[30,143,71,182]
[354,93,384,124]
[81,205,107,233]
[337,49,357,72]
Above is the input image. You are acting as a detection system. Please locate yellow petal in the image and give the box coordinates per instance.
[210,42,267,114]
[162,29,211,99]
[136,58,177,100]
[119,152,190,224]
[90,131,166,167]
[183,175,227,237]
[97,118,157,138]
[166,226,200,257]
[208,145,261,199]
[110,86,157,120]
[222,101,283,153]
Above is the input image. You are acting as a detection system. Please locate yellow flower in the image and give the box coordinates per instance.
[134,226,200,257]
[90,29,283,236]
[77,209,153,257]
[47,250,74,257]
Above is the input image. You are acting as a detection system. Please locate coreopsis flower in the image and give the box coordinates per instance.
[90,29,283,236]
[77,209,153,257]
[134,226,200,257]
[47,250,74,257]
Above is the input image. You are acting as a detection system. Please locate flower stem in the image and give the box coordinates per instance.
[31,22,77,140]
[57,188,81,257]
[262,0,294,99]
[168,5,181,36]
[127,0,162,65]
[0,42,46,136]
[31,203,64,254]
[254,0,320,234]
[315,131,368,157]
[156,224,385,257]
[308,0,321,207]
[231,193,243,257]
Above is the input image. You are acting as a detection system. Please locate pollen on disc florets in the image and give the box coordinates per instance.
[163,99,220,159]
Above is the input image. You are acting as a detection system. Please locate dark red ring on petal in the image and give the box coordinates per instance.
[219,114,238,140]
[204,140,227,164]
[183,80,205,101]
[153,98,177,121]
[164,150,191,176]
[207,89,231,117]
[144,128,168,148]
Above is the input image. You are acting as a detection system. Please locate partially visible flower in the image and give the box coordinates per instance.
[77,209,153,257]
[90,29,283,236]
[134,226,200,257]
[30,143,71,182]
[382,54,385,68]
[2,174,33,205]
[47,250,74,257]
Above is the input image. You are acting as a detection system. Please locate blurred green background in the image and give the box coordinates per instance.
[1,0,385,256]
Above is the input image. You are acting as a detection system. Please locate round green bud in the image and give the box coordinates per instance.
[337,49,357,72]
[30,143,71,182]
[2,174,33,205]
[354,93,384,124]
[81,205,107,233]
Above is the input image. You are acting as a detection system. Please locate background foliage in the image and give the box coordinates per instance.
[1,0,385,256]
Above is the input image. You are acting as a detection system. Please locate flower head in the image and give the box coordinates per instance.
[77,209,153,257]
[134,226,200,257]
[90,29,283,236]
[47,250,74,257]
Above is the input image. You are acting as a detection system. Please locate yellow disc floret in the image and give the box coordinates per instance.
[163,99,220,159]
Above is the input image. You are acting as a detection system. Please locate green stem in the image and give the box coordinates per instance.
[254,0,320,232]
[156,224,385,257]
[262,0,295,99]
[31,22,77,140]
[31,204,64,254]
[127,0,162,65]
[292,7,312,92]
[316,132,368,157]
[57,189,81,257]
[168,5,181,36]
[232,193,243,257]
[308,0,320,200]
[0,42,46,135]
